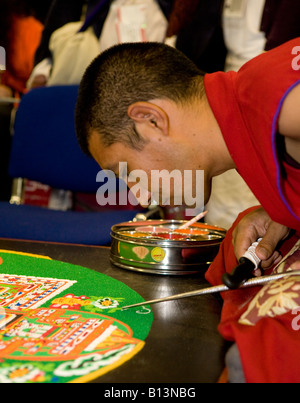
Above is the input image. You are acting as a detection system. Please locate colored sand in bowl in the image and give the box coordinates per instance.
[138,226,171,234]
[174,229,208,236]
[154,233,189,240]
[124,232,151,239]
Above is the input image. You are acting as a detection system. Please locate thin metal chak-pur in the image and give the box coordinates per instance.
[122,270,300,310]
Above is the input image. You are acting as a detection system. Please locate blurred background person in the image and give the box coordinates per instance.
[0,0,51,201]
[26,0,174,212]
[28,0,175,89]
[0,0,51,96]
[166,0,227,73]
[223,0,266,72]
[205,0,300,230]
[261,0,300,50]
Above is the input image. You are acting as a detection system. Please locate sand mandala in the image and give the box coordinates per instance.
[0,250,152,383]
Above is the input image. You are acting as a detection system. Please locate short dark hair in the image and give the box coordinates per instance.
[75,42,204,157]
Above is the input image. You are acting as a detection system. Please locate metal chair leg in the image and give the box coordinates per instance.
[10,178,24,205]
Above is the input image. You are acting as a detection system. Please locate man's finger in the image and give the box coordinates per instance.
[232,207,268,260]
[255,222,289,261]
[290,260,300,271]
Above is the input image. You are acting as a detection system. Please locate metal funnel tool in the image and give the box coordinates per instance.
[122,270,300,310]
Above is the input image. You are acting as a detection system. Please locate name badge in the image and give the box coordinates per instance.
[116,3,148,43]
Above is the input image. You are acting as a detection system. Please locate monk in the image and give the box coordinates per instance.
[75,39,300,382]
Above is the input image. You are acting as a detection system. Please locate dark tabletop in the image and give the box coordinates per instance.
[0,238,228,383]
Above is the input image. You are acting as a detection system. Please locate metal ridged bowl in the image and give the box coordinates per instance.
[110,220,226,275]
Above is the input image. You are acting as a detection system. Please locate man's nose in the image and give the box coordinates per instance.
[127,182,153,207]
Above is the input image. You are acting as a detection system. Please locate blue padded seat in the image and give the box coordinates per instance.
[0,86,141,245]
[8,86,100,193]
[0,202,136,246]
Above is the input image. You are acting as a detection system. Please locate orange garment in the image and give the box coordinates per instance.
[2,15,43,94]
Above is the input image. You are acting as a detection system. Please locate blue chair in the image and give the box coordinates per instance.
[0,86,140,245]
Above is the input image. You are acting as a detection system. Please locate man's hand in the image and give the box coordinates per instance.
[232,207,290,275]
[291,260,300,270]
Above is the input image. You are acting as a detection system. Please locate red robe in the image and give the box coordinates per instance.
[206,208,300,383]
[204,38,300,231]
[204,39,300,383]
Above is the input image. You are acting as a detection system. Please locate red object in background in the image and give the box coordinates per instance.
[23,180,51,208]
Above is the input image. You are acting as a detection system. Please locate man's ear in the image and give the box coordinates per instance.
[128,102,169,137]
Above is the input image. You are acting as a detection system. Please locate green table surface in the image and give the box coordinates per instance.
[0,238,227,383]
